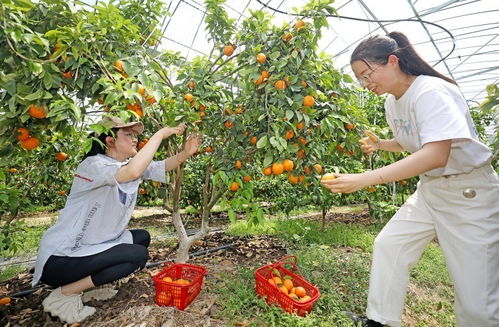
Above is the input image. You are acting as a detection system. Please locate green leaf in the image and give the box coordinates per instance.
[285,110,294,121]
[263,154,273,168]
[256,135,268,148]
[228,209,236,224]
[24,89,43,101]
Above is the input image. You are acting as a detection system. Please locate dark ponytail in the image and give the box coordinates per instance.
[81,128,117,162]
[351,31,456,85]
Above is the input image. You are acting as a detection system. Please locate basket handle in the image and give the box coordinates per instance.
[271,255,304,277]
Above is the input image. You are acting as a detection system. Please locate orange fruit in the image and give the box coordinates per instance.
[289,293,299,301]
[283,279,293,291]
[303,166,311,174]
[198,104,206,111]
[294,286,306,297]
[303,95,314,107]
[282,159,294,172]
[234,160,242,169]
[294,20,306,30]
[204,146,213,153]
[138,139,148,149]
[114,59,124,72]
[255,75,264,85]
[223,44,235,56]
[187,80,195,89]
[250,136,257,145]
[256,53,266,64]
[56,152,68,161]
[139,188,147,195]
[9,168,17,173]
[313,164,322,174]
[261,70,269,79]
[97,98,104,105]
[272,162,284,175]
[400,180,408,186]
[273,276,283,285]
[225,108,233,115]
[224,121,233,129]
[296,122,303,130]
[28,104,47,118]
[243,175,252,183]
[16,127,30,141]
[281,32,293,42]
[163,276,173,283]
[145,95,157,105]
[62,71,72,78]
[176,278,190,285]
[285,130,295,140]
[235,105,244,114]
[278,285,288,295]
[368,186,376,193]
[298,175,305,183]
[127,102,141,111]
[137,85,146,96]
[336,144,344,151]
[301,81,308,88]
[56,190,66,195]
[20,137,40,150]
[299,295,311,303]
[263,167,272,176]
[229,181,240,192]
[274,80,286,90]
[288,174,299,184]
[183,93,194,103]
[298,137,307,146]
[297,149,305,159]
[321,173,336,181]
[268,278,276,286]
[345,123,355,130]
[0,297,11,305]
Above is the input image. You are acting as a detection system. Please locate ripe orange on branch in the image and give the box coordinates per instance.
[223,44,235,56]
[28,104,47,118]
[303,95,315,107]
[294,20,306,30]
[113,59,124,72]
[263,167,272,176]
[16,127,30,141]
[21,137,40,150]
[56,152,68,161]
[229,181,240,192]
[274,80,286,90]
[183,93,194,103]
[234,160,242,169]
[282,159,294,172]
[272,162,284,175]
[256,53,266,64]
[187,81,195,89]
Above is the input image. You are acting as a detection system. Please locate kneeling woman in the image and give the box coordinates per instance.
[32,116,201,324]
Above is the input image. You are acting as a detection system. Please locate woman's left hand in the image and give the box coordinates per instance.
[320,173,369,194]
[184,133,202,156]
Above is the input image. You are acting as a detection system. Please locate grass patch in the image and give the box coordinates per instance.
[223,216,456,326]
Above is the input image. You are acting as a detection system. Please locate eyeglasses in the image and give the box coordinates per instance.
[357,65,379,87]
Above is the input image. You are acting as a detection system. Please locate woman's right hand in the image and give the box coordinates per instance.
[161,123,187,138]
[359,130,380,155]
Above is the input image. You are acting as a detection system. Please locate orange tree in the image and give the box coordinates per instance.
[142,0,374,261]
[0,0,165,214]
[0,0,371,261]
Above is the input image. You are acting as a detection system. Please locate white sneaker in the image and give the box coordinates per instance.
[82,286,118,302]
[42,287,96,324]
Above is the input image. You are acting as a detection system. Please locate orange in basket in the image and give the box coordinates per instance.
[254,255,320,316]
[153,263,207,310]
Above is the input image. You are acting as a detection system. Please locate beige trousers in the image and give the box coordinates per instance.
[366,165,499,327]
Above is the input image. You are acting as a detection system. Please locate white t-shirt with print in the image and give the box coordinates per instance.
[32,154,166,286]
[384,75,492,176]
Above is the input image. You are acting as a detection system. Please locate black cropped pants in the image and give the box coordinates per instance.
[40,229,150,287]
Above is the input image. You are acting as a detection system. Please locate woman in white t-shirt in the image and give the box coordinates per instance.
[321,32,498,327]
[33,116,201,324]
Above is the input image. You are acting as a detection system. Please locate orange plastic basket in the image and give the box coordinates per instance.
[153,263,207,310]
[254,255,320,316]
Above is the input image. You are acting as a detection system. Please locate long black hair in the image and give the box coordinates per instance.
[81,128,118,161]
[350,31,456,85]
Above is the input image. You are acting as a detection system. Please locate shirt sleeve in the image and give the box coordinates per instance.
[414,90,472,146]
[141,160,166,182]
[73,156,123,192]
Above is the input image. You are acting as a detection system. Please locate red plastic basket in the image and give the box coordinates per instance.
[254,255,320,316]
[153,263,207,310]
